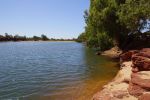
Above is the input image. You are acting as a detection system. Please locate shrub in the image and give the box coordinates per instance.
[97,32,114,51]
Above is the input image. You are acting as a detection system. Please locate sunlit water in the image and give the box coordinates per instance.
[0,41,119,100]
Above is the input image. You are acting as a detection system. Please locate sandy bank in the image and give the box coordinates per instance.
[93,61,137,100]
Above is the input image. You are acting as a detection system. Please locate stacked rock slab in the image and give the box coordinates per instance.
[93,48,150,100]
[128,48,150,99]
[132,48,150,72]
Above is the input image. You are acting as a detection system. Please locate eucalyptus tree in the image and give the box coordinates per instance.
[81,0,150,50]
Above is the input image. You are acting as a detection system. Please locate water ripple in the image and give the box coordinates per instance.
[0,42,118,100]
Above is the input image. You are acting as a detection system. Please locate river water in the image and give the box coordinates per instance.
[0,41,118,100]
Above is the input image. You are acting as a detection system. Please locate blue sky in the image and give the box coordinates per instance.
[0,0,90,39]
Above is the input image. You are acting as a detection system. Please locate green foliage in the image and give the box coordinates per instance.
[76,32,87,42]
[97,32,114,51]
[83,0,121,50]
[0,33,49,41]
[80,0,150,50]
[117,0,150,32]
[41,34,49,41]
[86,32,114,50]
[0,33,76,42]
[87,36,99,48]
[33,36,41,41]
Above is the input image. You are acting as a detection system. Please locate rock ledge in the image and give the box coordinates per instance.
[93,48,150,100]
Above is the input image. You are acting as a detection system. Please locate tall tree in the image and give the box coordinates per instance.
[117,0,150,33]
[80,0,150,50]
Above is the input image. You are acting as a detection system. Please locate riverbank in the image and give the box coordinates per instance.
[93,48,150,100]
[100,46,122,59]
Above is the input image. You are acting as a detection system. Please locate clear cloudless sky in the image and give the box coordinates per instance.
[0,0,90,39]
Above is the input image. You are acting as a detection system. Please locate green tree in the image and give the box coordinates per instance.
[41,34,49,41]
[82,0,150,50]
[33,36,41,41]
[76,32,87,42]
[84,0,121,49]
[117,0,150,33]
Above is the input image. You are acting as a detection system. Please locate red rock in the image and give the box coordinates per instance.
[92,92,112,100]
[141,48,150,52]
[139,93,150,100]
[131,48,150,71]
[131,72,150,88]
[120,50,139,62]
[137,52,150,58]
[132,55,150,71]
[113,90,128,98]
[128,82,147,97]
[134,48,150,58]
[132,66,139,72]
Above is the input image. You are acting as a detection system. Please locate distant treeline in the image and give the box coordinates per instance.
[0,33,76,41]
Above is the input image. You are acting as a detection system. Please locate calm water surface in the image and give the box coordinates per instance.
[0,41,118,100]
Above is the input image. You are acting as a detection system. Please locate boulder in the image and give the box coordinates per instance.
[139,93,150,100]
[137,52,150,58]
[132,66,139,73]
[128,82,147,97]
[128,71,150,97]
[101,46,122,59]
[92,93,112,100]
[131,72,150,88]
[120,50,139,62]
[131,48,150,71]
[93,48,150,100]
[132,55,150,71]
[141,48,150,53]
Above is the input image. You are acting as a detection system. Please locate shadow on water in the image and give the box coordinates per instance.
[75,47,119,100]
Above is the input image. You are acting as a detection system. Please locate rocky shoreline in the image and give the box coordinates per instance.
[93,48,150,100]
